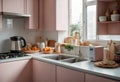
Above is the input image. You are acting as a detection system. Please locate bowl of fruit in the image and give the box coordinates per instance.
[22,44,40,53]
[42,47,54,54]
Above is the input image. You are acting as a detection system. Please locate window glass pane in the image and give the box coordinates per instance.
[87,5,96,40]
[69,0,83,39]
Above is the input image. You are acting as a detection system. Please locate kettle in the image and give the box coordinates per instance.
[10,36,26,53]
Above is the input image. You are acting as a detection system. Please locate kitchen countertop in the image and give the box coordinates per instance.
[0,52,120,81]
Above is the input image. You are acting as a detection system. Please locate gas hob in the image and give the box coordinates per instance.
[0,52,28,60]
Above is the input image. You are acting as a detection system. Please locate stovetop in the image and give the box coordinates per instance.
[0,52,28,60]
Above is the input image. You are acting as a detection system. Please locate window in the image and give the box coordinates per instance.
[69,0,83,39]
[69,0,96,40]
[86,1,96,40]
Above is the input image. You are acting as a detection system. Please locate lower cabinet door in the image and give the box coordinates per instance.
[85,74,117,82]
[33,59,56,82]
[57,66,85,82]
[0,60,32,82]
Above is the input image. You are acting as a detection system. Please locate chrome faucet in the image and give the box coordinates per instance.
[78,46,84,58]
[75,47,84,62]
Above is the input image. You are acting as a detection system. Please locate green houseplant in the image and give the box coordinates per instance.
[64,44,74,51]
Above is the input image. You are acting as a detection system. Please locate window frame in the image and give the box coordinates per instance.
[84,0,97,40]
[68,0,97,40]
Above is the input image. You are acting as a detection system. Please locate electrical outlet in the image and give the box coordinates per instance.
[6,19,13,28]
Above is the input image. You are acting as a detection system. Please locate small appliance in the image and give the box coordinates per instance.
[10,36,26,53]
[79,46,104,61]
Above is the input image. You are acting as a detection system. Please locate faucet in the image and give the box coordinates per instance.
[75,46,84,62]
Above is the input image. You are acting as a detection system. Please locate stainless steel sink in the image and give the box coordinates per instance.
[43,55,87,63]
[43,55,73,60]
[62,58,87,63]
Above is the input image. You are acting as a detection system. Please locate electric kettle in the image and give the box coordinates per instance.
[10,36,26,53]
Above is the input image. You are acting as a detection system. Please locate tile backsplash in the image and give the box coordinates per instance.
[0,17,41,52]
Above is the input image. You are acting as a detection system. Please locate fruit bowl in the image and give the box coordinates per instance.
[42,50,53,54]
[42,47,54,54]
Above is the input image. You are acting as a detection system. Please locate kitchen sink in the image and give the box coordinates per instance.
[62,57,87,63]
[43,55,73,60]
[43,55,87,63]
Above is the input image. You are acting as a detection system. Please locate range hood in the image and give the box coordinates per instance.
[0,12,31,17]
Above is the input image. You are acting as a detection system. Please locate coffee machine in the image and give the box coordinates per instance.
[10,36,26,53]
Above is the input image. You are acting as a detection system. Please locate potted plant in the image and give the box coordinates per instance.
[64,44,74,51]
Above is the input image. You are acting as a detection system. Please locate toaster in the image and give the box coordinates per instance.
[79,46,104,61]
[89,46,104,61]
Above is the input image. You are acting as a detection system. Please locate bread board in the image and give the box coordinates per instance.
[94,61,119,68]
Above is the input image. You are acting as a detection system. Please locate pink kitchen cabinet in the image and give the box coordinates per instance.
[43,0,68,31]
[0,59,32,82]
[97,0,120,35]
[0,15,2,31]
[0,0,2,30]
[25,0,39,29]
[2,0,25,14]
[57,66,85,82]
[33,59,56,82]
[39,0,43,30]
[85,73,117,82]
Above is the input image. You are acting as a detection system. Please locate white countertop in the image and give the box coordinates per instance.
[0,52,120,81]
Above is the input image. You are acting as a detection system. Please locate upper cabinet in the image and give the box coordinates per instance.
[2,0,25,14]
[0,0,2,30]
[39,0,43,30]
[25,0,39,29]
[43,0,68,31]
[97,0,120,35]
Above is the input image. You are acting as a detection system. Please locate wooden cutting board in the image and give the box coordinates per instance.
[94,61,119,68]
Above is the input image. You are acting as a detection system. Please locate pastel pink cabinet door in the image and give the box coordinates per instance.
[25,0,38,29]
[43,0,56,31]
[85,74,117,82]
[43,0,68,31]
[0,0,2,12]
[57,66,84,82]
[33,59,56,82]
[39,0,43,30]
[56,0,68,31]
[0,0,2,30]
[3,0,25,14]
[0,60,32,82]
